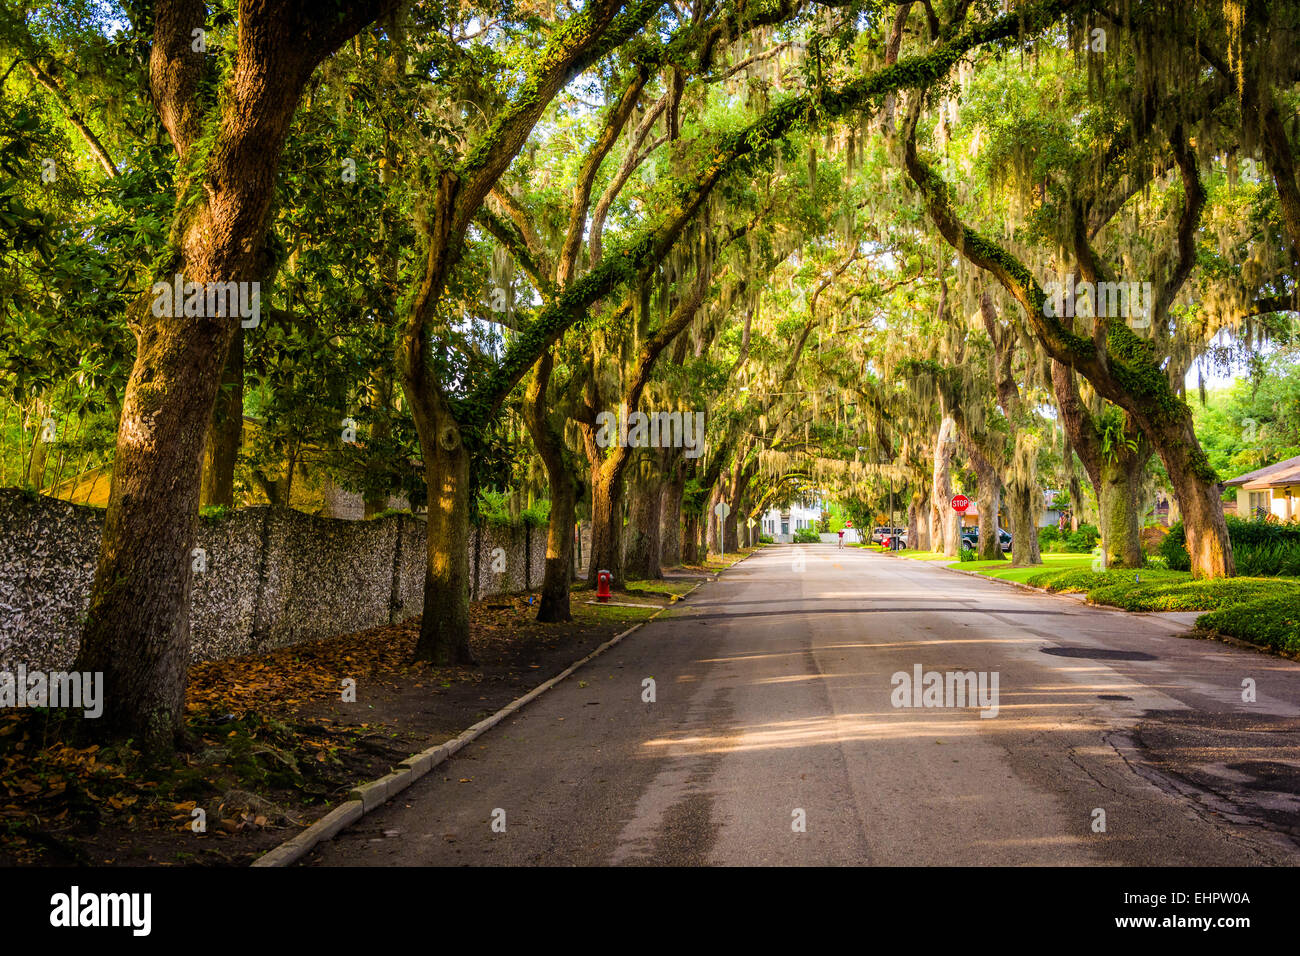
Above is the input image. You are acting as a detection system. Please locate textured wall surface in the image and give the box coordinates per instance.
[0,490,552,671]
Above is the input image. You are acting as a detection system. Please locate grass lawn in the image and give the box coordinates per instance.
[956,553,1092,582]
[893,549,956,561]
[626,578,700,598]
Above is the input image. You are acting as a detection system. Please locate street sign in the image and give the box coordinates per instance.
[951,494,971,513]
[845,520,853,528]
[714,501,730,560]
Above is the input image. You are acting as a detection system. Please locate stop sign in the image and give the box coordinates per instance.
[951,494,971,513]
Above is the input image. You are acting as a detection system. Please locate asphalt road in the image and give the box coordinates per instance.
[307,545,1300,866]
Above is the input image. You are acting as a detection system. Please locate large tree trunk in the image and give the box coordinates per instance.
[587,467,625,589]
[660,466,685,566]
[624,465,663,580]
[969,447,1003,561]
[1098,452,1148,569]
[931,417,958,556]
[539,470,578,621]
[413,434,473,664]
[1164,435,1234,578]
[76,298,234,751]
[74,0,399,754]
[1052,359,1148,568]
[906,493,922,549]
[682,508,702,564]
[1006,481,1042,567]
[200,327,242,508]
[525,351,578,622]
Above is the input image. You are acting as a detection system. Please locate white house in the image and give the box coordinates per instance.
[759,501,824,543]
[1226,455,1300,522]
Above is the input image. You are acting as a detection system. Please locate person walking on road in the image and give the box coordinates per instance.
[837,528,845,549]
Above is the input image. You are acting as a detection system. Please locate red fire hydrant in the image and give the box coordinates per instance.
[596,570,612,602]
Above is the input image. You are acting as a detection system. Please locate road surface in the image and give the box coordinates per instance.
[307,545,1300,866]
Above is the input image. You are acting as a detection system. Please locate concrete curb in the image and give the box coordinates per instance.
[251,578,710,867]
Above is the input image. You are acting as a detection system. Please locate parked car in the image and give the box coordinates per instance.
[961,526,1012,552]
[883,530,907,550]
[871,526,906,544]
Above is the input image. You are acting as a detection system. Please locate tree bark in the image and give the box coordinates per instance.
[966,438,1003,561]
[412,429,473,664]
[200,327,242,508]
[660,464,686,566]
[623,463,664,579]
[931,417,958,556]
[587,466,625,588]
[1098,454,1146,568]
[524,351,579,621]
[682,509,702,564]
[539,469,578,621]
[75,0,399,752]
[1006,480,1042,567]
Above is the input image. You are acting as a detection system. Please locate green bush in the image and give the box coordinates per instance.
[1039,526,1071,553]
[476,490,550,528]
[1232,540,1300,576]
[520,499,551,528]
[1162,517,1300,575]
[792,527,820,544]
[1064,524,1099,553]
[1024,566,1300,612]
[1198,597,1300,655]
[758,533,775,544]
[959,546,978,562]
[1159,522,1191,571]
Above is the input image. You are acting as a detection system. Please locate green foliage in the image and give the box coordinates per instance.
[475,490,550,528]
[792,527,820,544]
[1026,566,1300,612]
[1163,517,1300,574]
[1234,541,1300,576]
[1198,597,1300,655]
[1064,524,1099,553]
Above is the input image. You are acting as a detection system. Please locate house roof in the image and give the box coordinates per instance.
[1225,454,1300,490]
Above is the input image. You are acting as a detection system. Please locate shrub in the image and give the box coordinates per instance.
[792,528,820,544]
[1198,597,1300,655]
[1161,517,1300,575]
[1159,522,1191,571]
[520,499,551,528]
[199,504,231,522]
[959,546,978,562]
[1038,526,1063,546]
[758,533,775,544]
[1064,524,1099,553]
[1231,540,1300,576]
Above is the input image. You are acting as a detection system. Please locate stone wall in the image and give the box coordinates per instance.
[0,490,550,672]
